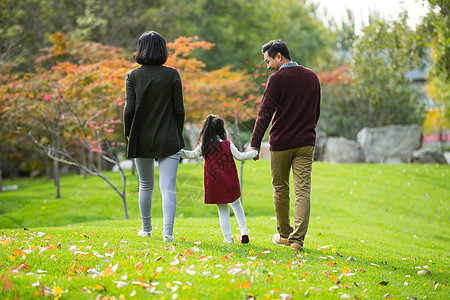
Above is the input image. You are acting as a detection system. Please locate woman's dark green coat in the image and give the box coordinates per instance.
[124,65,185,158]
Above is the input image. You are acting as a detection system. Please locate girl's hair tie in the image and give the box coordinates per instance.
[209,114,215,118]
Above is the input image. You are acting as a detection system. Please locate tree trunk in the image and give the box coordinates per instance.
[88,150,94,169]
[97,151,102,171]
[122,193,129,219]
[43,154,52,181]
[439,130,445,153]
[53,122,61,199]
[233,107,244,203]
[0,162,3,192]
[80,142,87,179]
[131,158,135,176]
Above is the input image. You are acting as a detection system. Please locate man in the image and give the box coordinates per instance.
[251,40,321,251]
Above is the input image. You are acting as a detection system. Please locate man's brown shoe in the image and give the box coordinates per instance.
[272,234,290,246]
[290,242,303,251]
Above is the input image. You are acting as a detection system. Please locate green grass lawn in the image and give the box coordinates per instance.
[0,161,449,299]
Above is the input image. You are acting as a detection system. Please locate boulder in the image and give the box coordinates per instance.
[184,123,201,149]
[357,125,421,163]
[113,160,134,171]
[410,148,448,164]
[314,131,327,161]
[323,137,364,163]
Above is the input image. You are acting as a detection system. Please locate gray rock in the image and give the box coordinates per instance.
[357,125,421,163]
[314,131,327,161]
[410,148,448,164]
[323,137,364,163]
[112,160,133,171]
[184,123,202,149]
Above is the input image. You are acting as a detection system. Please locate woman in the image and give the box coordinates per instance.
[124,31,185,242]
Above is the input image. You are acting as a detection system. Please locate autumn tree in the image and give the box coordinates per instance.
[317,13,429,139]
[1,33,131,217]
[419,0,450,119]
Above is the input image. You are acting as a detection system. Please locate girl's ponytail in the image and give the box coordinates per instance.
[198,115,227,157]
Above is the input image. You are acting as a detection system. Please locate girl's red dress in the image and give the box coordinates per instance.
[203,140,241,204]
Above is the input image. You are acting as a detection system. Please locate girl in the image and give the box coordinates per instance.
[181,115,258,244]
[124,31,185,242]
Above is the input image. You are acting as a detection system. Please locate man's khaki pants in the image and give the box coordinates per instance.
[270,145,314,246]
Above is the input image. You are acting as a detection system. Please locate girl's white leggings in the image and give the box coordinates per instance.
[135,152,180,237]
[216,198,249,240]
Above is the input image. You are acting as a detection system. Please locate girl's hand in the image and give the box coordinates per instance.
[253,151,260,161]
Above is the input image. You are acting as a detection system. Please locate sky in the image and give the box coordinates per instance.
[309,0,430,33]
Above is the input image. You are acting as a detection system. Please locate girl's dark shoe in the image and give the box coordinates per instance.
[241,235,249,244]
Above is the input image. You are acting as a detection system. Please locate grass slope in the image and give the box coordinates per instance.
[0,161,449,299]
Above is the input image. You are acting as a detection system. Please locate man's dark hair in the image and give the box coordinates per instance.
[134,31,168,65]
[261,40,291,60]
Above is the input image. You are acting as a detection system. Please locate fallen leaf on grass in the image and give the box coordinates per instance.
[131,281,151,289]
[135,261,144,270]
[384,293,394,298]
[37,283,52,296]
[17,262,31,271]
[326,262,336,266]
[417,270,431,275]
[164,246,176,252]
[318,244,332,250]
[2,238,13,247]
[155,256,164,261]
[377,281,389,286]
[51,285,64,296]
[1,275,14,291]
[102,266,115,276]
[95,284,106,291]
[118,237,127,243]
[186,269,196,275]
[184,250,195,256]
[342,267,351,274]
[240,280,251,288]
[114,281,128,288]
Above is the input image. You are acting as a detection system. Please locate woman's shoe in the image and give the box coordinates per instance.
[163,235,174,242]
[223,237,234,244]
[138,230,151,237]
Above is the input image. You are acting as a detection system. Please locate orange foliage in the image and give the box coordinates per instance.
[318,65,354,86]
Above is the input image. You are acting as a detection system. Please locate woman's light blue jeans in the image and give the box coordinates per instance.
[135,152,180,238]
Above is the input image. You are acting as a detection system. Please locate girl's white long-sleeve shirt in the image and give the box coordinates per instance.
[181,140,258,161]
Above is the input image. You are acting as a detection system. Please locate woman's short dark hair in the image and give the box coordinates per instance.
[133,31,168,65]
[262,40,291,60]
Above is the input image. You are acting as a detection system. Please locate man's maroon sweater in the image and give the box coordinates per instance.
[251,65,321,151]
